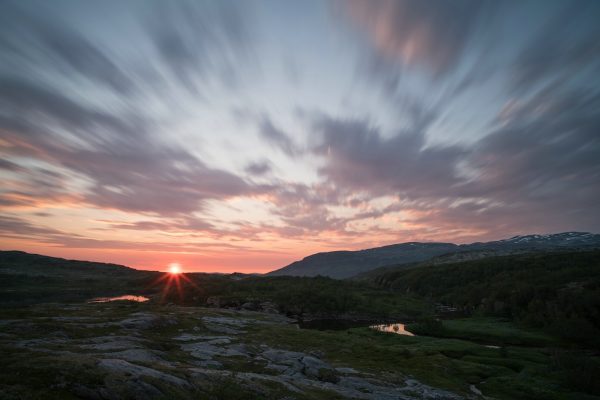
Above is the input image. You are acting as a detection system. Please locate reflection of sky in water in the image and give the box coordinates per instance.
[371,323,415,336]
[89,295,149,303]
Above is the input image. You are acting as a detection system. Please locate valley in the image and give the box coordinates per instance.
[1,240,599,399]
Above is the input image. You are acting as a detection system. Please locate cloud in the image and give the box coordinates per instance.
[322,0,600,236]
[465,86,600,225]
[1,0,599,264]
[266,182,349,235]
[0,77,143,145]
[307,82,600,232]
[147,0,253,91]
[342,0,489,76]
[0,0,262,217]
[245,160,272,176]
[0,214,64,238]
[0,2,280,249]
[0,159,24,172]
[0,2,136,95]
[104,217,215,234]
[0,75,253,215]
[258,116,302,157]
[311,115,466,198]
[510,2,600,92]
[460,3,600,229]
[0,162,78,209]
[0,214,252,252]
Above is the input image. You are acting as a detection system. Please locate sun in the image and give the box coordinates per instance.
[168,262,182,274]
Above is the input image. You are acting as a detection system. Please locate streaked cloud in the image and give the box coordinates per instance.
[343,0,490,76]
[0,0,598,272]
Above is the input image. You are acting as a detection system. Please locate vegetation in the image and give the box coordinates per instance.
[368,250,600,347]
[243,312,600,399]
[408,317,557,347]
[2,249,600,398]
[0,251,159,304]
[2,302,599,399]
[163,275,431,319]
[0,251,431,319]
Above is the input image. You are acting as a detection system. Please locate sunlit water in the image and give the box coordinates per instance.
[88,295,150,303]
[298,319,416,336]
[370,323,415,336]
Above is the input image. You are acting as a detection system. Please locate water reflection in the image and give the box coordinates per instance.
[89,295,150,303]
[370,323,414,336]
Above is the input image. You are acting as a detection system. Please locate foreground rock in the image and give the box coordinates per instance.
[0,303,467,399]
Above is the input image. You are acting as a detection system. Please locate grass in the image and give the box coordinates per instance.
[244,315,599,399]
[1,302,599,399]
[408,317,558,347]
[3,249,599,399]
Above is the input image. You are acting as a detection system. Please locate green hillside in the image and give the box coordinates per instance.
[366,250,600,347]
[0,251,159,304]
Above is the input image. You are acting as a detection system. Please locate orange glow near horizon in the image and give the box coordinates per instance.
[0,222,492,273]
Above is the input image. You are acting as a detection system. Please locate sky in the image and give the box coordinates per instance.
[1,0,599,273]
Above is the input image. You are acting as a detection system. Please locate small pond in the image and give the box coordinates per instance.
[298,319,416,336]
[370,323,415,336]
[88,295,150,303]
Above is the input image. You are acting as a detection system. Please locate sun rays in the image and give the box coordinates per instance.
[147,264,199,303]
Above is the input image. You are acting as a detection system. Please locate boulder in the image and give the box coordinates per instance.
[300,356,332,380]
[118,312,175,330]
[101,349,166,363]
[98,359,190,388]
[206,296,221,307]
[241,302,259,311]
[259,301,279,314]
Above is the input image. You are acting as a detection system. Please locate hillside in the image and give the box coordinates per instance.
[0,250,157,304]
[366,250,600,347]
[268,232,600,279]
[268,242,458,279]
[0,250,138,276]
[2,249,600,398]
[2,249,600,397]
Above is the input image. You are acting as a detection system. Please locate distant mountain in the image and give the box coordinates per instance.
[269,243,458,279]
[268,232,600,279]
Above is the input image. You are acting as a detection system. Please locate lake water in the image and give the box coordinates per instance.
[88,295,150,303]
[370,323,415,336]
[298,319,416,336]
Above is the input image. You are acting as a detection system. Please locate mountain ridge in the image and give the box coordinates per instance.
[268,232,600,279]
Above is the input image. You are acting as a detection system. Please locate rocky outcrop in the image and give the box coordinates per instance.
[1,304,465,400]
